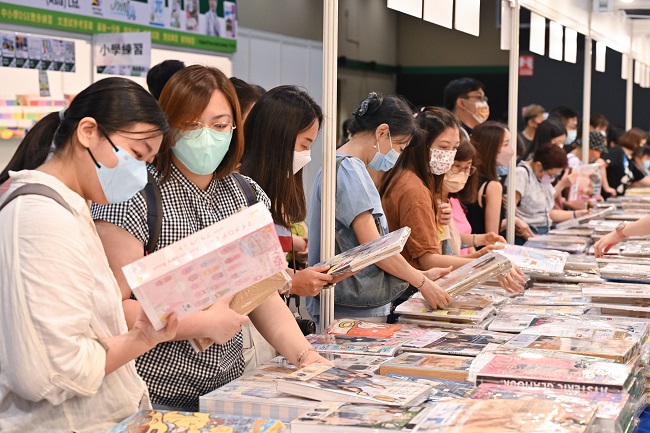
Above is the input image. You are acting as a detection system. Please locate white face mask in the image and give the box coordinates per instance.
[565,129,578,145]
[429,148,457,175]
[464,100,489,124]
[496,143,514,166]
[293,149,311,174]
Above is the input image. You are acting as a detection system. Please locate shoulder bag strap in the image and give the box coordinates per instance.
[232,172,258,206]
[0,183,73,214]
[141,171,163,255]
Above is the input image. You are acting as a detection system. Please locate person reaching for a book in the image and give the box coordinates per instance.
[91,66,328,413]
[594,214,650,257]
[0,78,178,432]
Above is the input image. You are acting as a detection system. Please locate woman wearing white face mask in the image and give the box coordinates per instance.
[307,93,454,324]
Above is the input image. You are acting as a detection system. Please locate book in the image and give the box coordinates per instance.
[521,315,648,342]
[550,227,595,236]
[384,374,476,402]
[531,270,603,284]
[121,202,287,330]
[509,295,591,306]
[581,282,650,298]
[432,252,513,297]
[305,334,404,357]
[290,402,427,433]
[554,205,615,230]
[107,410,285,433]
[397,315,494,331]
[326,319,405,339]
[379,352,474,381]
[488,312,540,333]
[401,329,514,357]
[492,243,569,274]
[564,254,599,272]
[469,384,631,433]
[277,364,431,407]
[315,227,411,276]
[410,399,597,433]
[473,352,634,393]
[523,235,591,254]
[600,263,650,282]
[394,297,495,324]
[616,240,650,257]
[504,333,637,363]
[498,304,589,316]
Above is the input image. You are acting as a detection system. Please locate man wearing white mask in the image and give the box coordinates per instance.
[550,106,579,147]
[443,77,490,136]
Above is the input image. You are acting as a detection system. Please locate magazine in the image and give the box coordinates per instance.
[616,240,650,257]
[315,227,411,276]
[397,315,494,331]
[520,315,648,342]
[379,352,474,382]
[492,243,569,274]
[599,263,650,282]
[384,374,476,403]
[305,334,405,357]
[498,304,589,316]
[326,319,404,339]
[487,312,540,333]
[290,402,427,433]
[401,329,514,357]
[394,297,495,324]
[277,364,431,407]
[509,295,591,306]
[107,410,285,433]
[410,399,597,433]
[432,252,513,297]
[531,270,603,284]
[523,235,591,254]
[549,227,595,236]
[563,254,599,272]
[266,354,389,375]
[122,203,287,330]
[581,282,650,298]
[554,205,614,230]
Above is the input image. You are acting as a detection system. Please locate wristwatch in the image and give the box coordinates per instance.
[615,222,629,240]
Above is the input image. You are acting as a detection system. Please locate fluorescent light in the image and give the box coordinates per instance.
[565,27,577,63]
[595,41,606,72]
[549,21,563,61]
[530,12,546,56]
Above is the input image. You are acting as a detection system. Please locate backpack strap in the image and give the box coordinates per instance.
[0,183,73,214]
[232,172,258,206]
[140,171,163,255]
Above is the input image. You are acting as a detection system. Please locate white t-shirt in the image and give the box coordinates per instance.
[0,170,148,433]
[514,162,554,228]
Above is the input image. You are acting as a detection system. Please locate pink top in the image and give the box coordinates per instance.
[450,198,472,255]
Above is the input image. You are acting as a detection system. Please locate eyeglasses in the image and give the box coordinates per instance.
[449,165,476,176]
[178,120,236,138]
[465,94,488,103]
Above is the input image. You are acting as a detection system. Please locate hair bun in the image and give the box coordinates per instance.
[354,92,383,117]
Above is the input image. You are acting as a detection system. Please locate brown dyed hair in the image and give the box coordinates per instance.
[533,142,568,170]
[155,65,244,181]
[471,121,508,182]
[618,127,648,152]
[450,138,478,204]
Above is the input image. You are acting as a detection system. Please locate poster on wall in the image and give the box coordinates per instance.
[93,32,150,77]
[0,33,75,72]
[1,32,16,68]
[15,34,28,68]
[0,0,237,52]
[28,36,42,69]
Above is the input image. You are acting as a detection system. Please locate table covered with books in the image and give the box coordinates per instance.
[109,191,650,433]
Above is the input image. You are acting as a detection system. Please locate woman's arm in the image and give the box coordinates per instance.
[95,220,248,343]
[594,214,650,256]
[549,208,589,223]
[483,180,503,234]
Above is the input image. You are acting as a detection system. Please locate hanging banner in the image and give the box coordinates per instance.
[0,0,236,53]
[94,31,150,76]
[0,31,75,72]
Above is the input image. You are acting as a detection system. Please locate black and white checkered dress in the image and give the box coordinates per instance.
[91,164,271,411]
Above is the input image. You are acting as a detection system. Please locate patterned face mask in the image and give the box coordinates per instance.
[429,148,457,175]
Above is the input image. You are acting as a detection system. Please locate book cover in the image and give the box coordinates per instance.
[401,329,514,356]
[379,352,474,382]
[384,374,476,403]
[433,252,513,297]
[564,254,599,272]
[510,295,591,306]
[504,334,637,363]
[290,402,426,433]
[397,315,494,331]
[265,353,388,375]
[521,316,648,342]
[277,364,431,407]
[122,203,287,330]
[523,235,591,254]
[326,319,404,338]
[394,298,495,323]
[554,204,614,229]
[600,263,650,282]
[315,227,411,276]
[488,312,539,333]
[498,304,588,316]
[410,399,597,433]
[107,410,286,433]
[305,334,404,357]
[493,243,569,274]
[474,352,634,393]
[581,282,650,298]
[469,384,632,433]
[531,271,603,284]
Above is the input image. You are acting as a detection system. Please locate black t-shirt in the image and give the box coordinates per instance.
[604,146,645,196]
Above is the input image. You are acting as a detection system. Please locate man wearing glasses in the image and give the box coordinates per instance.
[443,77,490,136]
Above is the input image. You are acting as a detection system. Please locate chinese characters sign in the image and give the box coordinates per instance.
[93,31,150,76]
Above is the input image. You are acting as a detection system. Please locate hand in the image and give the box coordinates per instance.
[438,202,453,226]
[604,186,617,197]
[477,232,506,246]
[593,230,621,257]
[514,218,534,240]
[418,278,452,310]
[299,349,332,368]
[294,248,309,263]
[200,293,249,344]
[465,244,503,258]
[133,308,178,348]
[292,235,308,254]
[496,266,526,294]
[290,266,334,297]
[422,266,452,281]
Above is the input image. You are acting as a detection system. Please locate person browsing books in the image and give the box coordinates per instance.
[594,215,650,257]
[307,93,455,324]
[92,66,327,412]
[0,78,178,433]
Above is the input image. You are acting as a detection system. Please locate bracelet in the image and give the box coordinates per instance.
[296,347,317,365]
[472,234,477,249]
[416,275,427,289]
[573,210,577,219]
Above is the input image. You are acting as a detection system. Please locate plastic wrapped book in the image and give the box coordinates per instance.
[432,252,513,297]
[492,243,569,274]
[394,297,495,324]
[379,352,475,381]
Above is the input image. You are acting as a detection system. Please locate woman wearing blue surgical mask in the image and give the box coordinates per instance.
[307,93,454,324]
[0,78,178,432]
[92,66,328,412]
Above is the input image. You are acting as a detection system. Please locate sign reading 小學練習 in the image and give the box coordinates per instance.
[0,0,236,52]
[93,31,150,76]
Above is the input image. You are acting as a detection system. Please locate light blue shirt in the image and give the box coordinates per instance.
[306,153,391,323]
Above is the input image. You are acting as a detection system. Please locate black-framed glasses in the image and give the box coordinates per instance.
[449,165,476,176]
[464,94,488,103]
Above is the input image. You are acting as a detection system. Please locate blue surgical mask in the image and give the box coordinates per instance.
[368,133,400,171]
[173,128,232,175]
[497,165,509,177]
[565,129,577,145]
[89,136,148,204]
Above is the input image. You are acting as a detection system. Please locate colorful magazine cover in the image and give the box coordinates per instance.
[599,263,650,282]
[326,319,404,338]
[379,352,474,382]
[106,410,285,433]
[433,252,513,297]
[493,243,569,274]
[315,227,411,276]
[509,295,591,306]
[397,315,494,331]
[305,333,404,357]
[384,374,476,403]
[401,329,514,356]
[394,297,495,324]
[488,312,540,333]
[277,364,431,407]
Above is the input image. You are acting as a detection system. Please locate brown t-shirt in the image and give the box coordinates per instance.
[381,169,441,270]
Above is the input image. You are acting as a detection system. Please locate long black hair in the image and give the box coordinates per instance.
[240,85,322,228]
[0,77,169,184]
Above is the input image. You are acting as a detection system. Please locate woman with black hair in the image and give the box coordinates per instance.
[0,78,178,432]
[525,117,567,159]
